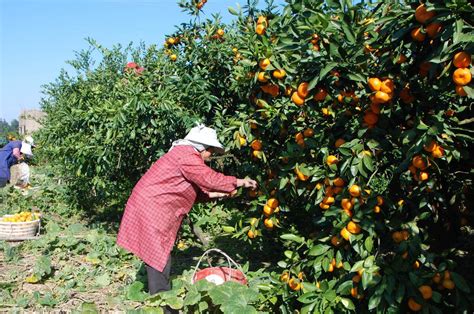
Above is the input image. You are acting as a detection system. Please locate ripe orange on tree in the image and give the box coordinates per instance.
[349,184,361,197]
[426,22,442,38]
[259,58,270,70]
[326,155,339,166]
[347,221,361,234]
[273,69,286,79]
[419,285,432,300]
[291,92,305,106]
[415,4,436,24]
[297,82,310,98]
[452,68,472,86]
[267,198,279,209]
[411,27,426,42]
[251,139,262,150]
[408,298,422,312]
[453,51,471,68]
[313,87,328,101]
[368,77,382,91]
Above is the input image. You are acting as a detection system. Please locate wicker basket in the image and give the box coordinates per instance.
[0,215,40,240]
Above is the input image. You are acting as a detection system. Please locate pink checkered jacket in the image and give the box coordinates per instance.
[117,145,237,271]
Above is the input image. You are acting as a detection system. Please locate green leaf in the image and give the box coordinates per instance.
[340,297,355,310]
[280,233,304,243]
[451,272,470,293]
[95,273,110,287]
[126,281,147,301]
[319,62,338,81]
[308,244,331,256]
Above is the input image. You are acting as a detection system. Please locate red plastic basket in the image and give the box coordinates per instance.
[191,249,247,285]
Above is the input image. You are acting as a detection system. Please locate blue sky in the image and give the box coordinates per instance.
[0,0,284,123]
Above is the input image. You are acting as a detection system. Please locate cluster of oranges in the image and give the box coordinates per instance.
[411,4,441,43]
[255,16,268,36]
[365,77,395,127]
[309,33,321,51]
[408,271,456,312]
[293,128,314,148]
[452,51,472,96]
[280,270,305,291]
[1,211,40,223]
[407,140,445,182]
[262,198,279,230]
[250,139,263,159]
[291,82,310,107]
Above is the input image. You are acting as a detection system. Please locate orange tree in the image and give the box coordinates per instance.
[37,0,473,312]
[214,0,473,312]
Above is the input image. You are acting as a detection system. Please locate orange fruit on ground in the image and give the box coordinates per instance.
[259,58,270,70]
[326,155,339,166]
[455,85,467,96]
[431,145,445,158]
[426,22,442,38]
[341,198,353,211]
[333,177,345,187]
[297,82,310,98]
[412,155,427,170]
[415,4,436,24]
[267,198,279,209]
[411,27,426,42]
[340,227,352,241]
[251,139,262,150]
[453,51,471,68]
[257,72,268,82]
[335,138,346,148]
[347,221,361,234]
[313,88,328,101]
[368,77,382,91]
[408,298,422,312]
[419,285,432,300]
[247,229,257,238]
[364,111,379,125]
[291,92,305,106]
[374,91,390,103]
[453,68,472,86]
[303,128,314,138]
[273,69,286,79]
[443,279,455,290]
[349,184,361,197]
[264,218,274,229]
[255,24,266,35]
[380,79,395,94]
[288,278,301,291]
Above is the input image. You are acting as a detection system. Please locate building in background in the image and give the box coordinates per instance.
[18,109,46,135]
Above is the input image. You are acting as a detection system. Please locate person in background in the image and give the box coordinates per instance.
[117,124,257,300]
[0,135,35,187]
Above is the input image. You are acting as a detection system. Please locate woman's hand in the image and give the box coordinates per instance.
[237,178,257,189]
[207,191,231,198]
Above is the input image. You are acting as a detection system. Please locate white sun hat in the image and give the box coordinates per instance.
[184,124,224,151]
[20,136,35,156]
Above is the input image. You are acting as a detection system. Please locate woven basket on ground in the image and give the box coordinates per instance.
[0,215,40,240]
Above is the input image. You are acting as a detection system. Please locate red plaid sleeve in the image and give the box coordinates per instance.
[179,153,237,193]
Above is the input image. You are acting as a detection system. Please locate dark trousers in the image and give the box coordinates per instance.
[145,255,172,294]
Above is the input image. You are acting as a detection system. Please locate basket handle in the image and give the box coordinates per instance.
[191,248,246,283]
